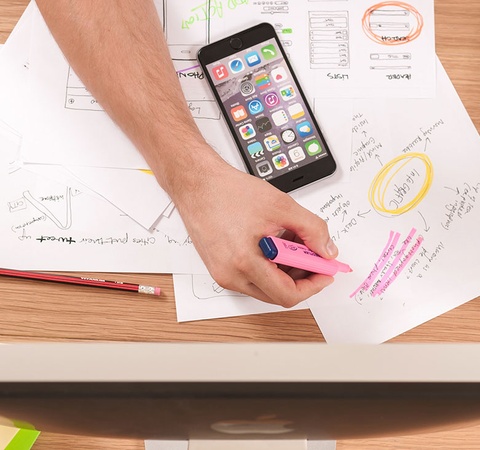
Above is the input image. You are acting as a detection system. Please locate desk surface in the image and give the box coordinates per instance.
[1,1,480,449]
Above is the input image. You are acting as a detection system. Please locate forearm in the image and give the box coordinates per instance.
[35,1,338,306]
[35,0,221,197]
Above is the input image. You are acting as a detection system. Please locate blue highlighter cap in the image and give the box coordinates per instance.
[259,237,278,260]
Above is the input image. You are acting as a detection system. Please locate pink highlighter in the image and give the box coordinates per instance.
[259,236,352,276]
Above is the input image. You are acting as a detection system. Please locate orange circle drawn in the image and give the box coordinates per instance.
[362,1,424,46]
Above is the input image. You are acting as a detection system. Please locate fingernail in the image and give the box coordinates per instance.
[327,239,338,257]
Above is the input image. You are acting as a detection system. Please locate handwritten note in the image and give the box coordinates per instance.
[301,59,480,343]
[0,133,206,274]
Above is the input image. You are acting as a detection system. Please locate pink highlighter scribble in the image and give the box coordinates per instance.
[372,232,424,296]
[349,230,400,298]
[350,228,424,299]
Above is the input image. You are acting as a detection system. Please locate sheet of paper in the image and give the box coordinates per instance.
[0,2,32,134]
[303,59,480,343]
[63,166,170,230]
[20,1,352,181]
[202,0,436,99]
[0,133,207,274]
[21,4,148,169]
[173,274,309,322]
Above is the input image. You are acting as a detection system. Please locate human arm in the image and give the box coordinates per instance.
[35,0,339,307]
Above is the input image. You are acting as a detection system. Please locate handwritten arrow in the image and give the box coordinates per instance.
[423,137,431,152]
[444,185,460,194]
[342,210,348,223]
[357,209,372,219]
[418,211,430,232]
[375,154,383,166]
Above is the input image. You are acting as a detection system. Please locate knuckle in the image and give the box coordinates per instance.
[209,268,233,291]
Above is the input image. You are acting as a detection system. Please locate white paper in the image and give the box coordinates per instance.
[21,1,353,180]
[0,134,207,274]
[305,60,480,343]
[173,274,309,322]
[205,0,436,99]
[0,2,32,134]
[64,166,170,230]
[21,5,148,169]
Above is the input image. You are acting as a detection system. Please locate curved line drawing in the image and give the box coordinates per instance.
[362,1,424,46]
[368,152,433,216]
[23,187,73,230]
[191,274,247,300]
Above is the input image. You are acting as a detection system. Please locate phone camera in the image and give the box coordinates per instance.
[230,37,243,50]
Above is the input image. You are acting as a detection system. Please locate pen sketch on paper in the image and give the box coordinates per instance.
[191,274,247,300]
[309,10,350,70]
[65,67,102,111]
[304,61,480,343]
[362,1,424,47]
[23,187,75,230]
[363,1,423,74]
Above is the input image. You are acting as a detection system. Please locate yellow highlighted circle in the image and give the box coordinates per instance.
[368,152,434,215]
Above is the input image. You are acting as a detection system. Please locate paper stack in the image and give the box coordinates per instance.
[1,1,479,343]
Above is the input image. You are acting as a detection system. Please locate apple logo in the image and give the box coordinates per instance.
[211,415,295,435]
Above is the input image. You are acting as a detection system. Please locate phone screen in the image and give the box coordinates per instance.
[200,26,336,192]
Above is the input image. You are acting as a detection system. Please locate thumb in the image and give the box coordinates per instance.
[280,200,338,260]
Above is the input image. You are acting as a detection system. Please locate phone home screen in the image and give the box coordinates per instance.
[206,38,328,181]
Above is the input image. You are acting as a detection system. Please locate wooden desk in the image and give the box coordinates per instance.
[1,1,479,449]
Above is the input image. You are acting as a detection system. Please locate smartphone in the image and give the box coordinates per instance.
[197,22,336,193]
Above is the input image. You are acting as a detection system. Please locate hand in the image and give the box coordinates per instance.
[170,148,338,308]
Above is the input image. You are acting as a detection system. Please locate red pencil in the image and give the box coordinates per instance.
[0,268,161,296]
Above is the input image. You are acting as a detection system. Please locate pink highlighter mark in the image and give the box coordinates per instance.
[350,228,424,299]
[372,233,424,297]
[371,228,417,296]
[349,230,400,298]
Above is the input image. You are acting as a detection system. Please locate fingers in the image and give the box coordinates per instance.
[279,198,338,260]
[225,255,334,308]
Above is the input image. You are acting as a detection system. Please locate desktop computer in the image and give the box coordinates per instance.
[0,343,480,448]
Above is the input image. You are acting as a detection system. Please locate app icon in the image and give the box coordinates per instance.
[248,99,264,115]
[212,64,228,81]
[256,117,272,133]
[264,135,281,152]
[272,109,289,126]
[271,67,288,83]
[255,73,272,90]
[247,141,264,158]
[289,146,306,163]
[230,105,248,122]
[281,128,296,144]
[229,58,245,74]
[240,81,255,97]
[306,139,323,156]
[288,103,305,120]
[245,51,261,67]
[264,92,280,108]
[261,44,277,60]
[240,123,256,140]
[280,85,296,101]
[296,121,313,138]
[256,161,273,177]
[272,153,289,170]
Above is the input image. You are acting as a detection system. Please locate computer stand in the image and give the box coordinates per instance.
[145,439,336,450]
